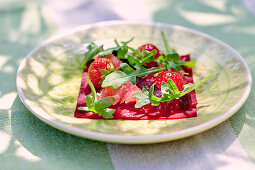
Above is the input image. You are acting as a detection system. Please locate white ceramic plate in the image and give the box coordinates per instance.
[16,21,252,144]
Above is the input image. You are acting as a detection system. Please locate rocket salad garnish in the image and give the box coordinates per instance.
[76,32,216,119]
[78,76,115,119]
[133,72,216,108]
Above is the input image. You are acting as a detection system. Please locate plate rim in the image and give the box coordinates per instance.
[16,20,252,144]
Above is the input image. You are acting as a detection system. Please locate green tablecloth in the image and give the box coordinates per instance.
[0,0,255,169]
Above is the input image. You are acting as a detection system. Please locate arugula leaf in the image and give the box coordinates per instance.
[161,32,176,54]
[120,63,134,74]
[99,63,119,84]
[97,38,134,58]
[148,85,161,106]
[133,85,161,108]
[141,49,157,64]
[127,47,158,66]
[155,32,188,71]
[81,38,134,69]
[80,43,103,69]
[127,54,141,66]
[154,54,186,71]
[121,37,134,45]
[180,72,217,97]
[78,76,115,119]
[115,37,134,59]
[133,88,151,108]
[149,82,168,103]
[102,63,166,89]
[165,53,180,61]
[86,75,98,101]
[184,61,195,68]
[97,108,116,119]
[128,46,142,56]
[97,47,119,56]
[133,72,217,108]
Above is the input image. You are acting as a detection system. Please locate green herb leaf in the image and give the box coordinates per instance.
[121,37,134,45]
[128,46,142,56]
[101,70,136,89]
[148,85,161,106]
[133,88,151,108]
[81,38,134,69]
[102,64,166,89]
[133,72,217,108]
[116,37,134,59]
[185,61,195,68]
[96,96,115,108]
[127,54,141,66]
[155,54,186,71]
[99,63,118,83]
[166,79,181,99]
[77,106,90,111]
[80,43,103,69]
[179,72,217,97]
[154,32,189,71]
[165,53,180,61]
[86,94,94,108]
[114,39,120,46]
[97,108,115,119]
[134,84,162,107]
[97,47,119,56]
[120,63,134,74]
[85,76,98,101]
[161,32,176,54]
[78,76,115,119]
[126,48,158,67]
[141,49,157,64]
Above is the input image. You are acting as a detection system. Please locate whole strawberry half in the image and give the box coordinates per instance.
[155,70,184,91]
[139,43,161,68]
[88,58,115,88]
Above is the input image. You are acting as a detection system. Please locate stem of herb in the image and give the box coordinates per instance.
[84,76,98,101]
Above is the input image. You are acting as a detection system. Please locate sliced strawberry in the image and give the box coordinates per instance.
[139,43,161,68]
[88,58,114,88]
[155,70,184,91]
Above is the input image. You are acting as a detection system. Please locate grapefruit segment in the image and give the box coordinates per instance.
[100,82,141,105]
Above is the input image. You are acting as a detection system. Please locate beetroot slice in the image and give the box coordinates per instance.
[74,54,197,120]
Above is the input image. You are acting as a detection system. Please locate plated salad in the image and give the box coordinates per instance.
[75,32,215,120]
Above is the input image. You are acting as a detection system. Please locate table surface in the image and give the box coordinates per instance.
[1,0,255,169]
